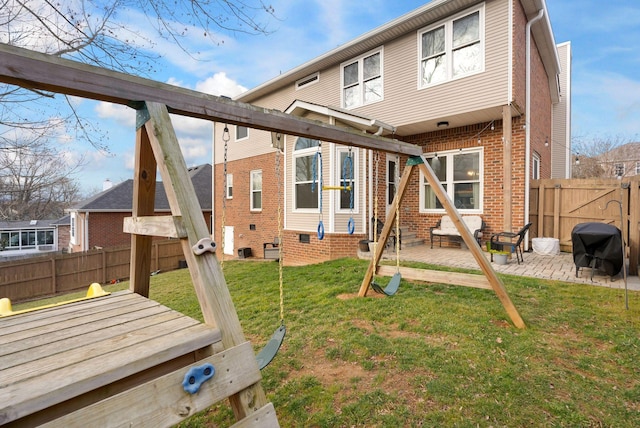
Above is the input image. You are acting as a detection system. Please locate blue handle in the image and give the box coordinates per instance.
[317,221,325,240]
[182,363,215,394]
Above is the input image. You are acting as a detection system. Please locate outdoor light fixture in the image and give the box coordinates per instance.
[437,121,449,128]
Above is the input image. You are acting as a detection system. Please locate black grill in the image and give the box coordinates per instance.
[571,222,623,279]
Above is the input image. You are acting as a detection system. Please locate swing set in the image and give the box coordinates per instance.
[0,43,524,427]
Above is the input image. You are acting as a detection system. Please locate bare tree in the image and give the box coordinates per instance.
[572,135,639,179]
[0,0,276,218]
[0,0,277,149]
[0,132,83,220]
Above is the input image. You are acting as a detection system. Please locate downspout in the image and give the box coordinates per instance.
[525,8,544,249]
[84,212,89,251]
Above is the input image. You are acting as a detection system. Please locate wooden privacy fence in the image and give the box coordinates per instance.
[0,239,184,302]
[530,177,640,276]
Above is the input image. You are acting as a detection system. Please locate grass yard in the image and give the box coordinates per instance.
[14,258,640,426]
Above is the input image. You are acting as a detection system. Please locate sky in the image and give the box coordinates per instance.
[40,0,640,194]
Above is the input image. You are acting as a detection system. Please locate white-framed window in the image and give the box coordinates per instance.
[293,137,320,210]
[420,148,483,213]
[70,212,77,245]
[250,170,262,211]
[614,163,625,178]
[336,147,358,212]
[236,126,248,141]
[226,174,233,199]
[636,161,640,175]
[418,5,484,88]
[386,155,398,208]
[532,152,541,180]
[341,48,383,109]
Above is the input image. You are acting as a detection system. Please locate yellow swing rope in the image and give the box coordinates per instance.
[372,151,380,282]
[395,155,401,273]
[275,135,285,323]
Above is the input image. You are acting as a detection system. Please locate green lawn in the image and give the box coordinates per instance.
[14,258,640,427]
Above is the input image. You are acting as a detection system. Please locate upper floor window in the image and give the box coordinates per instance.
[419,6,483,87]
[636,161,640,175]
[293,137,320,210]
[236,126,248,141]
[420,148,483,213]
[342,49,383,109]
[250,170,262,211]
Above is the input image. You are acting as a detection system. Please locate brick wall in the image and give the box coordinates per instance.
[214,152,281,258]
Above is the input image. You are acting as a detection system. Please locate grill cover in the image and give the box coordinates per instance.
[571,222,623,277]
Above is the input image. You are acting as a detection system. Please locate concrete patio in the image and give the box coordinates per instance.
[364,243,640,292]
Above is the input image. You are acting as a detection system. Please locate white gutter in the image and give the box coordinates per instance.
[84,212,89,251]
[525,8,544,248]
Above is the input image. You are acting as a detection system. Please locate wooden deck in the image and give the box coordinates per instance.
[0,291,224,426]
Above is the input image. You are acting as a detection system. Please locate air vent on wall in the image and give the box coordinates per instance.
[296,72,319,90]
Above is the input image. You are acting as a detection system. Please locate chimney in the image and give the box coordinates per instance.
[103,179,113,191]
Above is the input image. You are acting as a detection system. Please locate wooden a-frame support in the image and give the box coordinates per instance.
[126,102,274,424]
[359,157,526,330]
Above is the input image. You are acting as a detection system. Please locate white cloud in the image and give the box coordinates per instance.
[94,103,136,128]
[195,73,247,97]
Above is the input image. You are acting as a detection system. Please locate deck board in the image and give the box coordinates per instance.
[0,291,221,424]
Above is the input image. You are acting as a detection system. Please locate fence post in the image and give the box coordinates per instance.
[628,178,640,276]
[51,258,56,295]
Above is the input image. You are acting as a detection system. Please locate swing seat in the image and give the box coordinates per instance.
[256,324,286,370]
[371,272,401,296]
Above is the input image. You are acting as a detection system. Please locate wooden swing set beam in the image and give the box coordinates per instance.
[0,43,422,157]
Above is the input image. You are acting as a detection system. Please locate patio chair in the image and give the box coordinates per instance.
[490,223,532,265]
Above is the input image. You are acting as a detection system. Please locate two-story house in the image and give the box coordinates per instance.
[213,0,571,265]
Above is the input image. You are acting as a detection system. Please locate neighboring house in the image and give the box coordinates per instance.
[67,164,212,252]
[0,218,64,259]
[600,142,640,179]
[213,0,571,265]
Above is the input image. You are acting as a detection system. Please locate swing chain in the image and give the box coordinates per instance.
[220,125,230,269]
